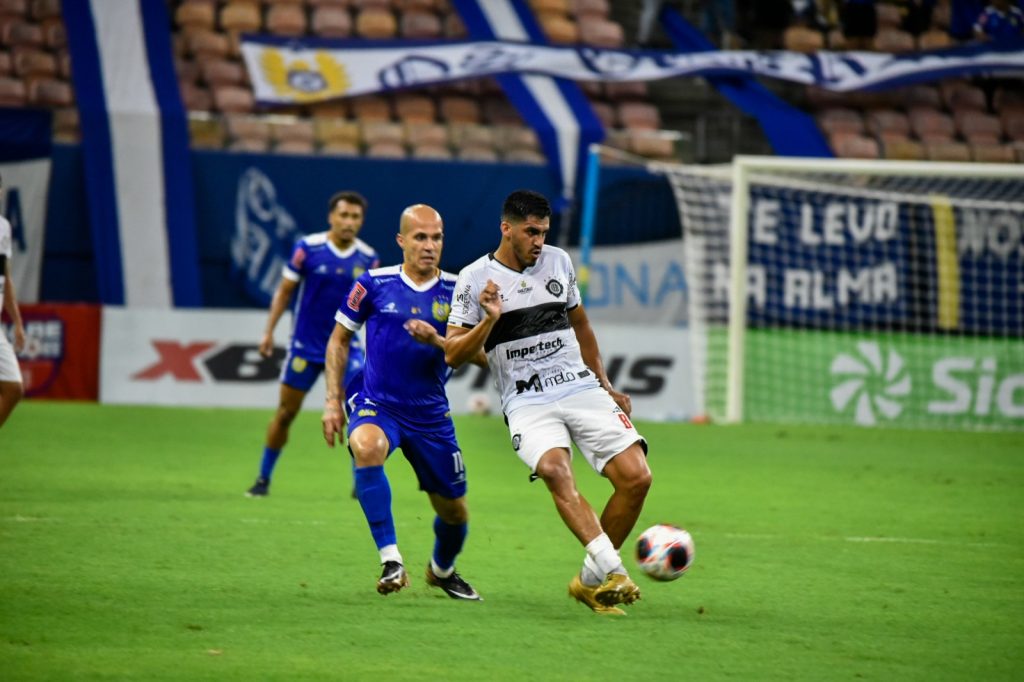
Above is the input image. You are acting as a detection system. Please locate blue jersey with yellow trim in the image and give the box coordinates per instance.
[284,233,378,362]
[335,265,456,422]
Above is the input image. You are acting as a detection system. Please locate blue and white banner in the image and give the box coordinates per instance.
[62,0,202,307]
[241,37,1024,104]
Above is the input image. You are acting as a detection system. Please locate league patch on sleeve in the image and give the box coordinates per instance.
[290,246,307,270]
[347,282,367,311]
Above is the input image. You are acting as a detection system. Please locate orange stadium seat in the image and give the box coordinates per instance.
[351,0,394,8]
[355,8,397,38]
[312,6,352,37]
[917,29,951,50]
[361,120,405,147]
[400,10,442,38]
[3,18,42,46]
[956,110,1002,144]
[53,105,79,142]
[351,94,392,122]
[26,75,71,106]
[571,0,610,19]
[578,16,624,47]
[0,50,10,75]
[924,140,971,161]
[12,47,55,77]
[902,84,942,108]
[617,101,660,130]
[394,92,436,124]
[321,140,361,156]
[314,118,360,147]
[456,145,499,162]
[0,0,27,17]
[266,3,307,36]
[873,28,915,53]
[439,95,481,124]
[185,29,231,58]
[212,84,255,113]
[199,57,246,87]
[366,141,408,159]
[783,26,823,53]
[626,130,676,160]
[411,143,452,160]
[30,0,62,21]
[942,82,987,112]
[0,75,25,105]
[220,2,261,34]
[604,81,648,101]
[882,138,925,160]
[271,116,315,147]
[1001,110,1024,142]
[275,139,316,155]
[909,107,955,142]
[483,97,522,125]
[175,1,215,30]
[970,143,1014,163]
[827,29,847,49]
[498,125,541,155]
[538,13,578,44]
[504,148,546,164]
[831,134,880,159]
[225,113,271,147]
[228,137,271,153]
[405,121,448,148]
[866,109,911,139]
[816,107,865,136]
[309,101,348,119]
[530,0,570,15]
[187,114,226,149]
[589,100,615,128]
[876,3,902,28]
[180,82,213,110]
[397,0,443,10]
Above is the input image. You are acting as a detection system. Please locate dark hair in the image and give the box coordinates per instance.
[502,189,551,223]
[328,190,367,214]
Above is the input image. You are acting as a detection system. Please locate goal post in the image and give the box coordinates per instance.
[651,155,1024,431]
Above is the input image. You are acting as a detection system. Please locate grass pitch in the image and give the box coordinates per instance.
[1,402,1022,681]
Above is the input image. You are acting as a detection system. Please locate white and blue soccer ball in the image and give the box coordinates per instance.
[635,524,695,581]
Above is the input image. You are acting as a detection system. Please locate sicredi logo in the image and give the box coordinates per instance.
[830,342,911,426]
[830,342,1024,425]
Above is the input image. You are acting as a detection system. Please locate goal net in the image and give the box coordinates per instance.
[649,156,1024,431]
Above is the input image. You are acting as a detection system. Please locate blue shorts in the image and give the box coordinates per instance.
[281,341,365,393]
[347,394,466,500]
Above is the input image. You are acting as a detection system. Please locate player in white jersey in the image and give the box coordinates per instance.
[445,189,651,616]
[0,173,26,428]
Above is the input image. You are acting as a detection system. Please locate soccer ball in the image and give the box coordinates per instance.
[635,524,695,581]
[466,391,492,416]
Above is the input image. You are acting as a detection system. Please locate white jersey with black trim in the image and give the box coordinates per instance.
[0,215,11,301]
[449,245,599,413]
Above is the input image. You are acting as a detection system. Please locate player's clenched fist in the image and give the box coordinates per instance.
[480,279,502,319]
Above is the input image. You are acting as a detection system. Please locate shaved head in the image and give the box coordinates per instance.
[400,204,443,235]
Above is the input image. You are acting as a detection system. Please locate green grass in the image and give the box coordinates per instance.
[1,402,1022,681]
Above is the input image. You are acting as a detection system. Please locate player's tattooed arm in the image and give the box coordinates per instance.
[445,279,500,368]
[322,323,353,447]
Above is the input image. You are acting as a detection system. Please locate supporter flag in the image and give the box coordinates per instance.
[62,0,202,307]
[450,0,604,211]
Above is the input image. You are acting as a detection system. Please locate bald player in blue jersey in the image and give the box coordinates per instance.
[321,204,483,600]
[246,191,379,497]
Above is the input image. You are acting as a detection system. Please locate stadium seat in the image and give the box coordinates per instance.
[873,28,915,53]
[185,29,230,58]
[211,84,255,113]
[175,1,215,30]
[1001,109,1024,142]
[271,116,315,147]
[199,57,246,87]
[0,50,10,75]
[0,75,25,105]
[498,125,541,154]
[504,148,546,164]
[782,26,824,53]
[617,101,661,130]
[314,118,360,147]
[604,81,648,101]
[40,17,63,49]
[866,109,911,139]
[321,140,360,157]
[351,0,394,8]
[969,143,1014,163]
[538,12,578,44]
[405,122,448,149]
[816,107,865,136]
[361,120,405,147]
[909,107,955,142]
[394,93,436,124]
[275,139,316,155]
[266,4,307,36]
[443,12,466,39]
[626,130,676,160]
[0,0,27,17]
[826,28,847,50]
[187,114,226,149]
[13,47,55,77]
[439,94,481,124]
[311,6,352,37]
[411,143,452,160]
[924,140,971,161]
[53,105,79,142]
[31,0,61,21]
[955,110,1002,144]
[309,101,348,119]
[351,94,393,122]
[2,19,42,46]
[220,2,261,34]
[571,0,610,19]
[225,114,271,148]
[396,0,443,10]
[578,16,624,47]
[589,100,616,129]
[917,29,951,50]
[529,0,570,15]
[179,82,212,110]
[228,137,271,153]
[450,123,496,153]
[941,82,986,111]
[876,3,902,28]
[456,145,500,162]
[400,10,442,38]
[365,141,408,159]
[831,133,880,159]
[483,97,523,126]
[901,85,942,108]
[355,8,397,38]
[26,75,71,106]
[882,138,925,160]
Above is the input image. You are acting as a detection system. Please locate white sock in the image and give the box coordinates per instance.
[585,533,626,577]
[430,558,454,579]
[379,544,402,565]
[580,555,603,587]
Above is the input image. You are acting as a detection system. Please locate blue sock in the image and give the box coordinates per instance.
[354,465,396,550]
[259,447,281,480]
[432,516,468,573]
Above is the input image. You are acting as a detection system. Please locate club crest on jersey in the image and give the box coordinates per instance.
[432,298,450,322]
[516,279,533,295]
[353,266,365,279]
[291,356,307,372]
[357,408,377,417]
[512,434,522,451]
[545,279,564,297]
[347,282,367,311]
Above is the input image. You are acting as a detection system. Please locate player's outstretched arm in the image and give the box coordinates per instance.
[569,305,632,416]
[260,277,299,357]
[322,323,353,447]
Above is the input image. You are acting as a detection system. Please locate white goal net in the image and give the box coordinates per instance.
[651,156,1024,431]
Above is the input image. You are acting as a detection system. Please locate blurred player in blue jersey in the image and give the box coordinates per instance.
[246,191,379,497]
[321,204,483,600]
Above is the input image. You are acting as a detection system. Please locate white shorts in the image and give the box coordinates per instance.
[505,387,646,474]
[0,332,22,383]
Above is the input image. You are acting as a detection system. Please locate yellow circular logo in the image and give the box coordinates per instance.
[432,299,450,323]
[291,356,308,372]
